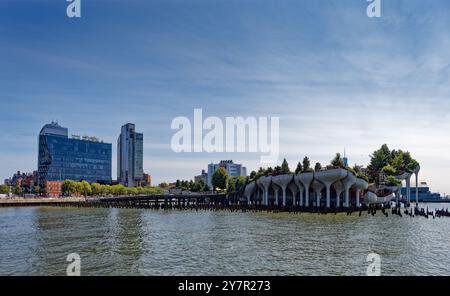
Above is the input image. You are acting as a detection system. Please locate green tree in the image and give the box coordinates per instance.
[256,167,265,178]
[159,182,170,189]
[273,166,282,176]
[197,179,206,192]
[228,176,247,192]
[13,186,22,196]
[249,171,257,180]
[386,176,401,186]
[126,187,138,195]
[302,156,311,172]
[265,167,274,176]
[353,165,369,182]
[91,183,102,196]
[191,182,200,192]
[281,158,290,174]
[331,153,345,168]
[0,184,9,194]
[314,162,322,172]
[382,164,396,176]
[112,184,126,196]
[80,181,92,197]
[295,162,303,174]
[391,151,418,173]
[101,184,110,196]
[62,180,77,196]
[33,186,41,195]
[212,167,229,192]
[367,144,392,182]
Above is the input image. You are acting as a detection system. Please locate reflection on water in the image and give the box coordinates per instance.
[1,205,450,276]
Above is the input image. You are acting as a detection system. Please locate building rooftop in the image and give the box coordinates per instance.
[40,122,68,137]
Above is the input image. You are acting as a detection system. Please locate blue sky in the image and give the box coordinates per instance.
[1,0,450,194]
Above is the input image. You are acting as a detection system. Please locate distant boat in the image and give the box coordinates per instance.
[401,181,445,202]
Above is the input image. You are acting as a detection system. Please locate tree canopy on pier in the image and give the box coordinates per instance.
[212,167,229,192]
[61,180,165,197]
[367,144,419,185]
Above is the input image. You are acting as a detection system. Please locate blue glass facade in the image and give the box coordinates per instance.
[401,183,442,202]
[38,123,112,185]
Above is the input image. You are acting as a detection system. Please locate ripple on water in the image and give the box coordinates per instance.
[1,205,450,276]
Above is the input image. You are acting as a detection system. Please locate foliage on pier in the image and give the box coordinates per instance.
[367,144,420,185]
[61,180,165,197]
[0,184,9,194]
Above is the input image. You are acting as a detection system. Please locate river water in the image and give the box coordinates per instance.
[1,204,450,276]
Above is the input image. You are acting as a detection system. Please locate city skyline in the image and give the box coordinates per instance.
[1,1,450,193]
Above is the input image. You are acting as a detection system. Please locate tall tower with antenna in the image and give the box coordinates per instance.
[343,148,349,167]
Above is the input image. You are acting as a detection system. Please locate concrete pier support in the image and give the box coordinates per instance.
[244,181,256,205]
[271,183,281,206]
[272,175,293,207]
[355,189,361,208]
[257,176,272,206]
[413,165,420,204]
[342,172,356,208]
[299,172,314,208]
[293,174,304,206]
[288,182,298,206]
[333,181,344,208]
[312,180,325,208]
[415,172,419,204]
[315,169,347,208]
[352,178,368,208]
[406,175,411,205]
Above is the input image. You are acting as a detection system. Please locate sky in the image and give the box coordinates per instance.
[1,0,450,194]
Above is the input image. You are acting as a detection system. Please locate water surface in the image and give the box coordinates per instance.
[1,205,449,276]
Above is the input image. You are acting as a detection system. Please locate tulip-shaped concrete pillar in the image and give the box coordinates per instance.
[293,174,304,206]
[256,179,266,205]
[356,189,361,207]
[255,187,259,205]
[311,180,325,208]
[342,172,356,208]
[352,178,369,208]
[288,182,298,206]
[257,176,272,206]
[271,183,281,206]
[415,173,418,203]
[315,169,347,208]
[396,185,402,206]
[406,174,412,205]
[413,165,420,204]
[244,181,256,205]
[272,175,293,207]
[395,172,410,205]
[299,172,314,207]
[333,181,345,208]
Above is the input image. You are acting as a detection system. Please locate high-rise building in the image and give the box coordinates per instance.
[207,160,247,187]
[117,123,144,187]
[343,149,349,167]
[38,122,112,187]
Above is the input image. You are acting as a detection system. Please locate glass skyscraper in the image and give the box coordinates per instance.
[38,122,112,186]
[117,123,144,187]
